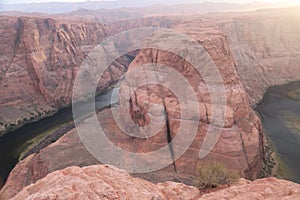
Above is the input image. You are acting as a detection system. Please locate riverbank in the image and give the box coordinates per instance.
[256,81,300,183]
[18,121,75,161]
[0,82,121,138]
[0,108,58,138]
[2,81,300,189]
[18,102,117,162]
[260,133,292,180]
[0,87,119,189]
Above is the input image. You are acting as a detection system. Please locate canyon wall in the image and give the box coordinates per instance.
[122,17,264,178]
[1,9,300,199]
[0,15,181,136]
[0,15,263,199]
[0,16,135,136]
[222,13,300,104]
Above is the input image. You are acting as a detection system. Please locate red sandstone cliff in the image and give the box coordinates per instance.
[120,22,264,179]
[222,13,300,104]
[0,14,260,199]
[1,8,300,200]
[0,16,133,135]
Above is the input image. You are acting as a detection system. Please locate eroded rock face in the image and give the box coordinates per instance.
[1,109,197,199]
[1,8,300,200]
[199,177,300,200]
[9,165,300,200]
[10,165,200,200]
[0,106,260,199]
[223,14,300,105]
[0,16,132,135]
[121,16,264,180]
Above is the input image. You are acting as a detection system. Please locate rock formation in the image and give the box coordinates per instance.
[0,16,132,135]
[10,165,200,200]
[123,16,264,180]
[222,12,300,105]
[9,164,300,200]
[1,7,300,200]
[199,177,300,200]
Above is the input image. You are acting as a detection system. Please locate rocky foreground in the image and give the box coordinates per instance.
[9,164,300,200]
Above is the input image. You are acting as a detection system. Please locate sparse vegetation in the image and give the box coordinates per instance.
[280,110,300,134]
[288,88,300,102]
[273,153,293,180]
[18,122,68,161]
[260,134,293,180]
[196,162,239,189]
[259,133,277,178]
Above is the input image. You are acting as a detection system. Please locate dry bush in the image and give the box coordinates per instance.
[196,162,239,189]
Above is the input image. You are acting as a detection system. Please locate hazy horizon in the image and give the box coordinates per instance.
[1,0,300,14]
[1,0,295,5]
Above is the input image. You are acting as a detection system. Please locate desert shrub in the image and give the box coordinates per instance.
[196,162,239,189]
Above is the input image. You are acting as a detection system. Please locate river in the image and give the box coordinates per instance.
[0,87,119,188]
[1,82,300,188]
[256,81,300,183]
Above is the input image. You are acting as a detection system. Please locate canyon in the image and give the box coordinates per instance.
[0,5,300,200]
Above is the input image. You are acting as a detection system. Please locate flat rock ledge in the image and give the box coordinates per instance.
[8,164,300,200]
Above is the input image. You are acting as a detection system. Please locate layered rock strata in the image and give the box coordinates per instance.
[1,8,300,199]
[0,16,131,135]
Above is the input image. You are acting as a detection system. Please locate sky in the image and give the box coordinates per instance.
[1,0,285,5]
